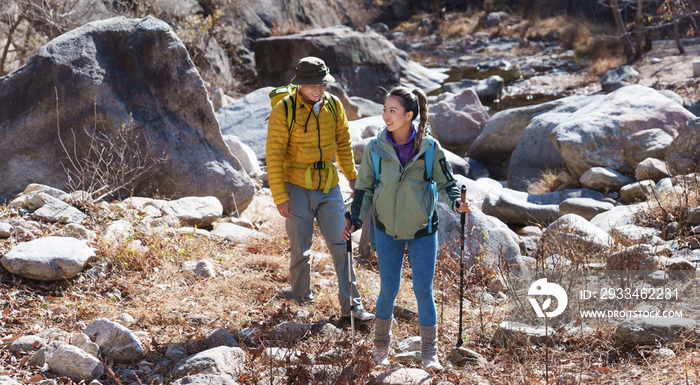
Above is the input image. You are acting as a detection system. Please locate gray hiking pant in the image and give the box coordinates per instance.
[285,182,362,314]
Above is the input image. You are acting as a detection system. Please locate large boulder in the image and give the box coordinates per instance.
[623,128,673,169]
[533,213,614,262]
[552,85,693,179]
[253,26,447,103]
[437,201,523,268]
[668,118,700,175]
[84,318,145,364]
[428,88,489,156]
[216,87,274,160]
[1,237,96,281]
[469,94,602,179]
[507,112,570,191]
[0,17,254,213]
[481,188,605,226]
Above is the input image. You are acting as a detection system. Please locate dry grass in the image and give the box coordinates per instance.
[526,168,562,194]
[3,189,700,384]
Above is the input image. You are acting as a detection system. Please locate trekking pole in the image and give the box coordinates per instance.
[344,211,356,343]
[457,185,467,348]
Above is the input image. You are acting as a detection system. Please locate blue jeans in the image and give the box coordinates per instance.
[374,228,438,326]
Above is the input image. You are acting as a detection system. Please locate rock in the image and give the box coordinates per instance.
[552,85,692,179]
[466,158,490,180]
[262,347,307,365]
[449,347,488,367]
[165,343,188,361]
[254,26,446,103]
[29,341,65,367]
[599,65,640,92]
[326,83,360,121]
[118,313,136,325]
[559,197,614,221]
[350,96,384,119]
[534,214,613,263]
[48,345,104,383]
[71,333,100,357]
[668,118,700,175]
[183,260,217,278]
[60,223,96,241]
[395,350,421,365]
[9,335,46,355]
[620,180,656,203]
[491,321,555,347]
[0,377,22,385]
[443,149,469,177]
[615,317,700,346]
[1,237,96,281]
[102,220,134,246]
[481,11,509,28]
[437,201,523,267]
[580,167,635,192]
[0,222,13,238]
[610,225,663,245]
[211,88,234,112]
[352,137,374,165]
[31,193,88,224]
[635,158,670,182]
[590,203,642,233]
[188,35,234,94]
[665,257,696,271]
[429,88,489,156]
[469,94,602,179]
[270,322,311,341]
[205,329,238,348]
[370,368,432,385]
[222,135,262,175]
[152,196,223,228]
[216,87,274,160]
[624,129,673,169]
[394,306,418,322]
[397,336,421,352]
[210,223,265,243]
[481,188,604,226]
[0,17,254,213]
[171,374,239,385]
[171,346,246,380]
[441,75,503,103]
[84,318,144,364]
[8,184,69,210]
[508,112,570,191]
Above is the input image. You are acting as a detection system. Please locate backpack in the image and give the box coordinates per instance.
[268,84,339,134]
[368,136,438,248]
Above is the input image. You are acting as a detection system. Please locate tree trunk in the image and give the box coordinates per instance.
[674,18,685,54]
[610,0,635,63]
[523,0,533,19]
[634,0,643,61]
[0,16,24,77]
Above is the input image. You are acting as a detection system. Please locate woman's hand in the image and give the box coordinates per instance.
[341,222,356,241]
[456,199,472,214]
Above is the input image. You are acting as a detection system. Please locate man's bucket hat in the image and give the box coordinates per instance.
[290,56,335,85]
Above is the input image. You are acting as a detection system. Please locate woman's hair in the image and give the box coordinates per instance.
[386,86,429,152]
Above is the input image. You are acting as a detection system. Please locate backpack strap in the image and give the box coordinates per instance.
[369,138,379,249]
[282,94,296,134]
[424,138,438,233]
[323,92,338,122]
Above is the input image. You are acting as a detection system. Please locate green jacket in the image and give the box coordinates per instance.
[350,128,461,240]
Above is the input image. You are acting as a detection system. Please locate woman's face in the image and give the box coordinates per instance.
[383,95,413,133]
[298,84,327,103]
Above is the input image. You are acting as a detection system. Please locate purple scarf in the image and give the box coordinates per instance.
[387,123,417,167]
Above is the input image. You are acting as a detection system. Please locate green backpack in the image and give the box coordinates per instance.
[268,84,339,134]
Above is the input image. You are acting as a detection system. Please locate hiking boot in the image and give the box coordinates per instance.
[373,317,392,367]
[420,325,443,372]
[341,309,376,324]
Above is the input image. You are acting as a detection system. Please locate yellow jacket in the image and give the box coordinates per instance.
[266,90,358,205]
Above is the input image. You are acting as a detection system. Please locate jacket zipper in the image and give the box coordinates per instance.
[315,105,322,189]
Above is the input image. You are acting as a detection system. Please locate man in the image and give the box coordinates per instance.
[266,56,374,324]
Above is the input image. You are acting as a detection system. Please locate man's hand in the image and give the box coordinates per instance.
[277,201,292,218]
[349,179,356,198]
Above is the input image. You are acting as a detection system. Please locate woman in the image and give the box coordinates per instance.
[343,86,471,371]
[266,56,375,324]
